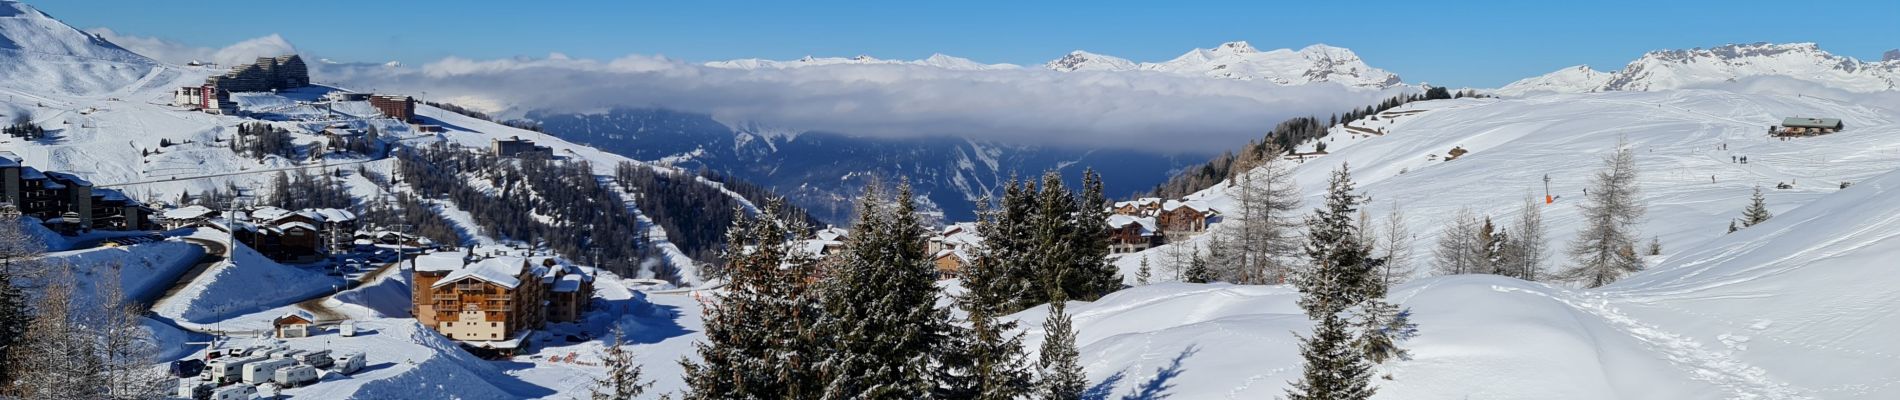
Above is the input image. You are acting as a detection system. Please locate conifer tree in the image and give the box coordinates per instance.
[816,182,957,399]
[1288,163,1382,400]
[1135,256,1151,286]
[682,201,822,399]
[1563,139,1646,288]
[941,197,1037,400]
[1069,170,1121,299]
[0,216,38,387]
[1741,186,1771,227]
[1037,297,1085,400]
[595,329,654,400]
[1183,248,1211,284]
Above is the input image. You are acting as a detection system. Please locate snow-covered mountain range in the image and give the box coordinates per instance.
[708,41,1406,89]
[1499,42,1900,96]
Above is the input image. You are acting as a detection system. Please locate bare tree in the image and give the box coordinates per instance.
[1223,142,1303,284]
[1562,138,1646,287]
[1375,203,1415,286]
[1431,208,1488,275]
[4,267,105,400]
[1498,195,1548,281]
[0,216,47,279]
[98,264,167,400]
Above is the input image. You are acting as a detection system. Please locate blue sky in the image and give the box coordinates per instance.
[33,0,1900,87]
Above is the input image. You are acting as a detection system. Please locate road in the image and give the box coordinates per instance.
[144,238,227,310]
[295,258,403,324]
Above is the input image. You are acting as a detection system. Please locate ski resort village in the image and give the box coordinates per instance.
[3,1,1900,399]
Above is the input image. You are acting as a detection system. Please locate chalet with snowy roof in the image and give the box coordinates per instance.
[274,310,316,339]
[1157,200,1219,241]
[1106,214,1160,254]
[927,222,983,254]
[1111,197,1164,216]
[932,249,972,280]
[160,206,220,230]
[1777,117,1845,136]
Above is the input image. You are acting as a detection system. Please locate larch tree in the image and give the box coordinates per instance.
[1430,208,1487,276]
[1224,142,1304,284]
[98,265,167,400]
[1498,195,1548,281]
[4,268,104,400]
[681,200,823,399]
[1374,203,1415,287]
[1562,139,1647,288]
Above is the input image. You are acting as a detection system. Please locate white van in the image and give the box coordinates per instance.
[274,364,320,387]
[334,352,366,375]
[241,358,295,384]
[211,384,257,400]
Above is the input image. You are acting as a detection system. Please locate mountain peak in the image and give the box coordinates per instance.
[1214,41,1258,54]
[1501,42,1900,95]
[1884,49,1900,62]
[1044,50,1136,72]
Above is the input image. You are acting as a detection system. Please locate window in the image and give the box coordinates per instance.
[491,333,498,338]
[491,322,498,327]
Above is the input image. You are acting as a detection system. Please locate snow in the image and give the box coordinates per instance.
[152,231,344,325]
[706,41,1405,88]
[433,256,530,290]
[1501,43,1900,96]
[34,239,203,305]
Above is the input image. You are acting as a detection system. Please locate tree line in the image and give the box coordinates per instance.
[612,163,822,265]
[1150,88,1483,199]
[673,180,1096,399]
[397,143,659,280]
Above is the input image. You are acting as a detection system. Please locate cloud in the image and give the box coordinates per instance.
[88,28,296,66]
[315,54,1409,153]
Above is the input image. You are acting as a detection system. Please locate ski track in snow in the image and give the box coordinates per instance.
[1496,286,1808,399]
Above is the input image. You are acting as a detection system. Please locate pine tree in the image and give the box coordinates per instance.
[1070,170,1121,299]
[1135,256,1151,286]
[940,197,1037,400]
[0,216,43,393]
[1288,163,1382,400]
[1562,139,1646,288]
[594,329,654,400]
[1727,220,1739,234]
[1183,248,1211,284]
[1741,186,1771,227]
[1037,297,1085,400]
[816,182,956,399]
[682,201,823,399]
[1647,237,1662,256]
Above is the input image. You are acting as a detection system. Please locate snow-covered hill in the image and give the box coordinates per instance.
[0,0,164,95]
[1500,43,1900,96]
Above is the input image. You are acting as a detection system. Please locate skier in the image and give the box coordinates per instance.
[1712,175,1717,183]
[1732,155,1737,163]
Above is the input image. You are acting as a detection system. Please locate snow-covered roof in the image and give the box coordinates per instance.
[552,274,584,293]
[1163,199,1215,214]
[163,205,216,220]
[18,167,45,180]
[43,171,91,187]
[414,251,469,272]
[815,227,849,242]
[277,221,319,232]
[933,249,972,263]
[1106,214,1158,236]
[433,256,528,290]
[0,151,19,167]
[250,206,291,221]
[1113,197,1164,209]
[275,310,316,324]
[315,208,356,222]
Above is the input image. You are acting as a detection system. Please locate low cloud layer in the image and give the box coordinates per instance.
[89,29,296,67]
[318,55,1407,153]
[94,32,1408,153]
